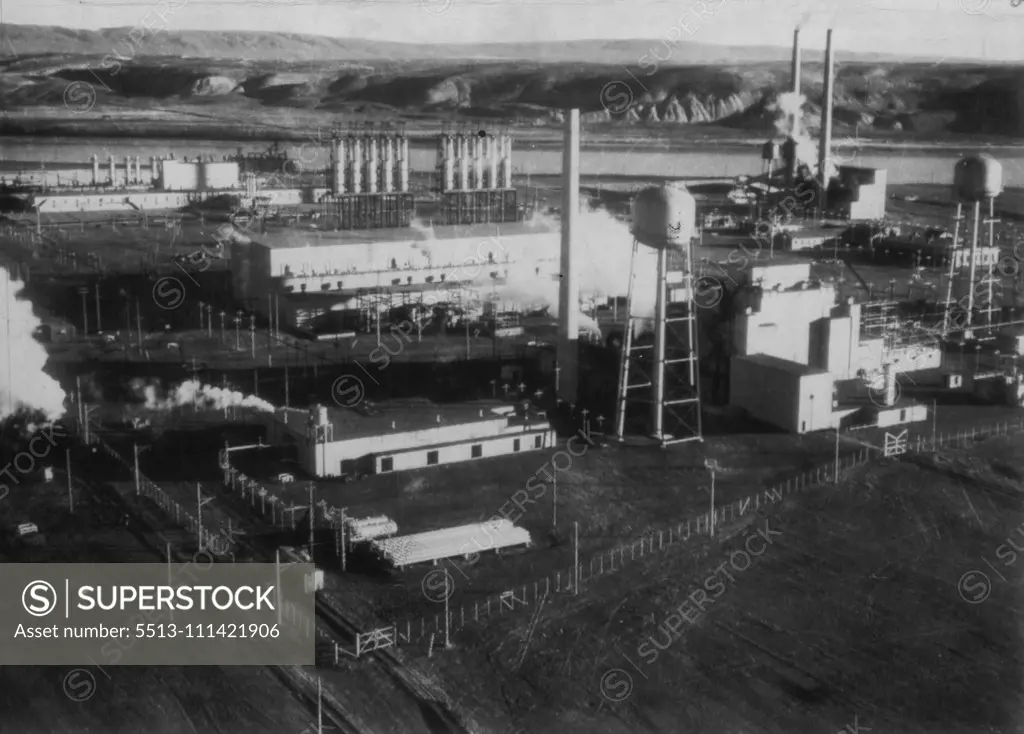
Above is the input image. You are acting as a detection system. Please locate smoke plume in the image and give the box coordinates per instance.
[496,206,659,321]
[0,267,67,421]
[771,91,817,169]
[144,380,274,413]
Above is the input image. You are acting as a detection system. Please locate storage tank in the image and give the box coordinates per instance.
[761,140,779,161]
[630,183,697,249]
[954,153,1003,202]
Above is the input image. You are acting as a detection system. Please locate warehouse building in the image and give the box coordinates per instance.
[266,401,556,478]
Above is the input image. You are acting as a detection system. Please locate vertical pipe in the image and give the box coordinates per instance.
[488,135,498,190]
[124,156,132,185]
[818,29,835,214]
[443,135,455,192]
[458,135,469,191]
[91,154,99,185]
[150,156,157,184]
[557,109,580,404]
[383,136,395,193]
[652,246,668,439]
[367,136,379,194]
[400,135,409,193]
[502,134,512,189]
[135,157,142,185]
[108,155,116,185]
[351,137,362,194]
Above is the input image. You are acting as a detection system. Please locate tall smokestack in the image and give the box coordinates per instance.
[791,28,801,98]
[818,28,836,215]
[557,109,580,404]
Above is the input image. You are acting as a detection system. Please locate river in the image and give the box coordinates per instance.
[3,136,1024,187]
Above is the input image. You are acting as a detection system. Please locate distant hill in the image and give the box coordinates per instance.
[0,24,1022,140]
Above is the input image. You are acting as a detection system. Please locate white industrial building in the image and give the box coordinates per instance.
[728,262,934,433]
[266,402,556,478]
[835,166,887,221]
[230,220,560,330]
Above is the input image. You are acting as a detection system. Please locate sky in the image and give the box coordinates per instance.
[1,0,1022,60]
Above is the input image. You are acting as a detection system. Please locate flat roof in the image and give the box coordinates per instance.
[735,353,831,377]
[255,219,557,250]
[277,398,550,440]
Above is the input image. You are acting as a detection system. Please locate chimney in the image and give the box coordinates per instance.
[818,28,836,215]
[791,28,801,98]
[557,109,580,404]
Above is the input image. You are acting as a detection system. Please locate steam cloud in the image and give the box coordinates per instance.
[144,379,275,413]
[494,206,659,323]
[0,267,67,421]
[770,91,838,183]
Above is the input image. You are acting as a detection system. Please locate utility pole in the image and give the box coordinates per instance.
[80,287,89,335]
[317,676,323,734]
[65,449,73,514]
[932,399,937,449]
[834,428,840,484]
[285,364,290,409]
[551,470,557,529]
[307,483,315,557]
[573,521,580,595]
[275,548,282,627]
[222,375,229,419]
[94,281,102,333]
[133,443,140,495]
[339,507,347,572]
[136,298,143,350]
[709,468,716,537]
[444,570,451,649]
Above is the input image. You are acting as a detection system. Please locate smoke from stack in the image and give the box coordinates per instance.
[144,380,274,413]
[0,267,67,421]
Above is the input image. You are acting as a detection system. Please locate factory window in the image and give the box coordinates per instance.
[471,444,482,459]
[381,457,394,473]
[427,450,439,465]
[513,439,521,453]
[534,435,542,448]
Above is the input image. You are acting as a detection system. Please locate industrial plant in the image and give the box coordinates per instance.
[2,16,1022,734]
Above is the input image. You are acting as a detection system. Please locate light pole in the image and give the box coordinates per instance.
[199,300,205,332]
[220,311,226,343]
[206,305,213,338]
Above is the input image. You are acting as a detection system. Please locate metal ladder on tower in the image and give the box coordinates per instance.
[614,238,703,447]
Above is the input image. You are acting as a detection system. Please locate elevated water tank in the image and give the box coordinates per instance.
[761,140,779,162]
[630,183,696,249]
[954,153,1003,202]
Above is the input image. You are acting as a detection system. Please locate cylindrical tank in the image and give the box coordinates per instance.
[457,135,469,190]
[630,183,697,249]
[954,153,1003,202]
[761,140,779,161]
[350,136,363,194]
[366,136,379,193]
[382,136,395,193]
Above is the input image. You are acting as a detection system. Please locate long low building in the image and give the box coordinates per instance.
[372,519,531,568]
[266,401,556,478]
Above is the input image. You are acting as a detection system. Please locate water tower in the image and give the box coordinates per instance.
[614,183,703,447]
[942,153,1003,336]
